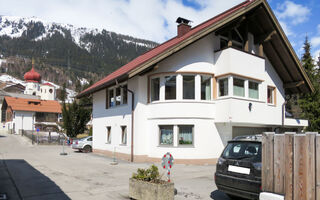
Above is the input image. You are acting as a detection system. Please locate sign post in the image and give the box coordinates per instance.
[161,152,174,182]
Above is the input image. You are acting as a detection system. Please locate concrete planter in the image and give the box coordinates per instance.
[129,178,174,200]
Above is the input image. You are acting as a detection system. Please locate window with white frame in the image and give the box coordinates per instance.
[106,126,111,144]
[106,84,128,109]
[233,78,245,97]
[165,76,176,100]
[183,75,195,99]
[150,78,160,102]
[267,86,275,104]
[249,81,259,99]
[121,126,127,145]
[178,125,193,145]
[219,78,228,97]
[218,76,262,100]
[201,75,211,100]
[159,125,173,145]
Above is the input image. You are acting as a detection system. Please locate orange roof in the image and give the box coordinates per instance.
[4,96,62,113]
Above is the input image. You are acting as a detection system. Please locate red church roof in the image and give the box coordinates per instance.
[77,0,256,98]
[24,67,41,83]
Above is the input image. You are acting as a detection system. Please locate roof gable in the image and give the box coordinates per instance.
[77,0,313,98]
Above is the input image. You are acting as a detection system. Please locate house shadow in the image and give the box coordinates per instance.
[210,190,247,200]
[0,159,70,200]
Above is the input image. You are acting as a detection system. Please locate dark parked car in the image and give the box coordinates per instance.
[215,135,262,200]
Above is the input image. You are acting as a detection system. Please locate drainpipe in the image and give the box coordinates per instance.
[282,101,287,127]
[117,80,135,162]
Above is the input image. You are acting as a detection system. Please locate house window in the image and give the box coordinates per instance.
[183,75,195,99]
[122,85,128,104]
[150,78,160,102]
[106,126,111,144]
[233,78,245,97]
[49,89,53,94]
[108,89,114,107]
[116,87,121,106]
[165,76,176,100]
[121,126,127,145]
[178,125,193,145]
[159,125,173,145]
[267,86,275,104]
[201,75,211,100]
[249,81,259,99]
[219,78,228,97]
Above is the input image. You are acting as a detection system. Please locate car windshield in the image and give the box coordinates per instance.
[222,141,261,162]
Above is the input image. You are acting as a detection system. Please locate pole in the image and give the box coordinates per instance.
[60,133,67,156]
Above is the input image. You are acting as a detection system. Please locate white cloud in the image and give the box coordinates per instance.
[279,20,293,36]
[276,1,310,25]
[311,37,320,48]
[0,0,243,43]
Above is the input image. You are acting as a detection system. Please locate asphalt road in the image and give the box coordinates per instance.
[0,132,239,200]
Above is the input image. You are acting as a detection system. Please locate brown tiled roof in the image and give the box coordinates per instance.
[4,96,62,113]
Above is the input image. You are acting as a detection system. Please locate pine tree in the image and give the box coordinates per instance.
[60,83,67,103]
[298,37,320,131]
[62,101,91,137]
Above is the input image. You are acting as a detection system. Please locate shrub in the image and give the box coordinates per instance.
[132,165,162,183]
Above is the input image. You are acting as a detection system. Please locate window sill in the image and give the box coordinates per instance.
[106,104,128,110]
[157,145,195,148]
[149,100,215,105]
[216,96,265,103]
[119,144,127,146]
[105,142,111,144]
[267,103,276,107]
[157,145,174,147]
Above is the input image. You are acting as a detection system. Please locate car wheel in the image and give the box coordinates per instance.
[83,145,92,153]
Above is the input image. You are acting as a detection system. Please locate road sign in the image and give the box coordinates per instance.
[36,128,40,132]
[161,152,174,182]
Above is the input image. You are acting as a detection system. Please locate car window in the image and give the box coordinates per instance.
[87,137,92,141]
[222,142,261,161]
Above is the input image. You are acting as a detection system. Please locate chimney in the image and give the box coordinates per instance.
[176,17,192,37]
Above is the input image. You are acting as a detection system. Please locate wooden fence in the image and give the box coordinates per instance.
[262,132,320,200]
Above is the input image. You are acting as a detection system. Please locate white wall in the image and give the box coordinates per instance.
[40,85,55,100]
[12,111,34,133]
[91,32,306,161]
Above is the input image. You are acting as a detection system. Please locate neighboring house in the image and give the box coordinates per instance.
[1,83,25,93]
[77,0,313,164]
[1,96,61,133]
[0,90,40,124]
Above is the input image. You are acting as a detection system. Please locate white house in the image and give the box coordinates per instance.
[1,96,62,134]
[77,0,313,164]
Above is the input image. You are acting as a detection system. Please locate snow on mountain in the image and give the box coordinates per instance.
[78,77,89,86]
[0,74,76,103]
[0,15,153,51]
[0,74,26,86]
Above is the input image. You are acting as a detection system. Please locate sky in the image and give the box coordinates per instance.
[0,0,319,60]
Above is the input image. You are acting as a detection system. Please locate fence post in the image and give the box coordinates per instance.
[262,132,274,192]
[274,134,285,194]
[294,134,308,200]
[285,133,294,200]
[306,132,316,200]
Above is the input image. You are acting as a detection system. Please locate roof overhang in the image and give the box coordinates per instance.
[77,0,313,98]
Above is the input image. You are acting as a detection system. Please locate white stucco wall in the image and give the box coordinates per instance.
[91,32,307,161]
[12,111,34,133]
